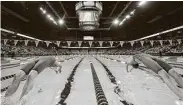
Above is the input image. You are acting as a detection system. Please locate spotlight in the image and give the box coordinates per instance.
[138,1,147,6]
[125,15,130,19]
[58,19,64,25]
[113,19,119,25]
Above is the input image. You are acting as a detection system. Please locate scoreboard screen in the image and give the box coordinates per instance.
[83,36,94,40]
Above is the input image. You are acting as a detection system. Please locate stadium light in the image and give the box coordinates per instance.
[43,10,46,14]
[138,1,147,6]
[47,14,51,18]
[130,10,135,15]
[48,16,53,21]
[119,19,126,26]
[58,19,64,25]
[39,7,59,26]
[40,7,47,14]
[119,22,123,26]
[54,21,58,25]
[125,15,130,19]
[40,7,43,11]
[113,19,119,25]
[50,17,54,21]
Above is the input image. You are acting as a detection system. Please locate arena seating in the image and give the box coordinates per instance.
[1,42,183,57]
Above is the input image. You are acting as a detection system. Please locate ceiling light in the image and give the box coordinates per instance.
[119,19,126,26]
[40,7,43,11]
[53,21,57,25]
[113,19,119,25]
[58,19,64,25]
[43,10,46,14]
[119,21,124,25]
[130,10,135,15]
[119,22,123,26]
[138,1,147,6]
[47,14,51,18]
[125,15,130,19]
[48,16,53,20]
[50,17,54,21]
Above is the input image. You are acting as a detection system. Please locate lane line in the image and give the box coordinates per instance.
[90,62,109,105]
[56,57,84,105]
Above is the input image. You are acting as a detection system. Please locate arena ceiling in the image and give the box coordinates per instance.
[1,1,183,41]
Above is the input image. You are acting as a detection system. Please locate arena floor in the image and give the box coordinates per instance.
[1,55,183,105]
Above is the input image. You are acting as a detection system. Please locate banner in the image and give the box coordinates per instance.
[45,41,51,47]
[150,40,154,46]
[78,41,82,47]
[24,40,29,46]
[3,39,181,48]
[89,41,93,47]
[129,41,134,47]
[56,41,61,47]
[67,41,72,47]
[35,40,39,47]
[99,41,103,47]
[177,39,182,45]
[159,40,163,46]
[14,40,18,46]
[140,41,144,47]
[4,39,8,45]
[120,41,124,47]
[168,40,172,45]
[109,41,113,47]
